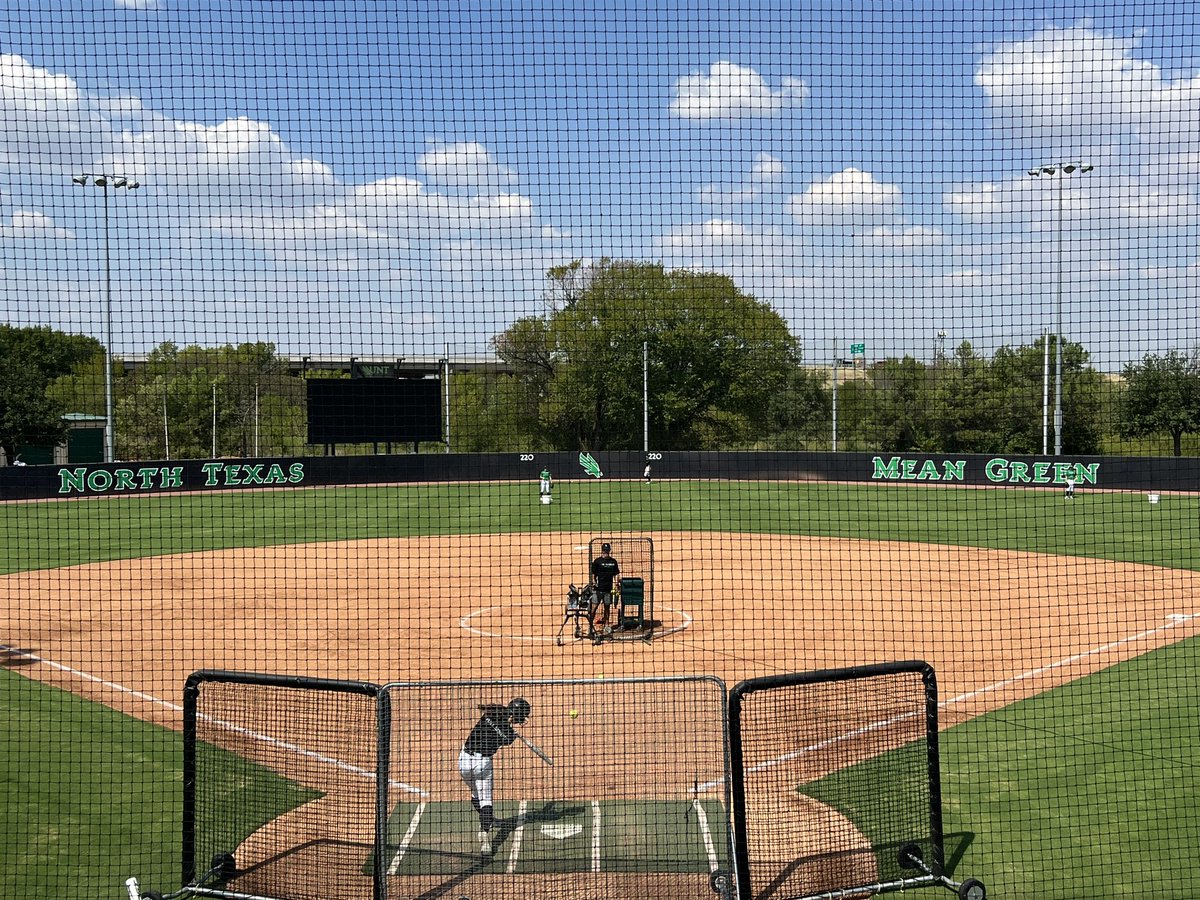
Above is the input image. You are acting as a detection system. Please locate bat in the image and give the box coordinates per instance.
[514,729,554,767]
[483,710,554,766]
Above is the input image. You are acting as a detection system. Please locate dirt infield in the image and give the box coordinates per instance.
[6,531,1197,721]
[4,530,1200,898]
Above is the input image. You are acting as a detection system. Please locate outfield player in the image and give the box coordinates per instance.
[539,467,552,498]
[458,697,531,851]
[1064,476,1076,499]
[590,543,620,636]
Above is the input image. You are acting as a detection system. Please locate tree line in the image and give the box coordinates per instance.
[3,261,1198,462]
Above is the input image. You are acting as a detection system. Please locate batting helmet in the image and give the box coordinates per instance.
[508,697,531,723]
[601,543,611,552]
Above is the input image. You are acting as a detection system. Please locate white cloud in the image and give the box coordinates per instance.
[698,153,786,206]
[0,210,73,240]
[750,152,785,182]
[660,218,753,248]
[105,113,343,220]
[655,220,803,287]
[948,170,1200,231]
[0,53,80,110]
[0,54,99,170]
[945,182,1005,224]
[344,175,537,239]
[856,225,944,249]
[788,168,901,222]
[417,141,516,189]
[671,62,808,121]
[976,24,1200,157]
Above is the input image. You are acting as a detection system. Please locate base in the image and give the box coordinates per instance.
[541,494,552,504]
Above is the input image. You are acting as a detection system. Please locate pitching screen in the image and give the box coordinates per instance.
[184,671,389,900]
[729,663,942,900]
[306,378,442,444]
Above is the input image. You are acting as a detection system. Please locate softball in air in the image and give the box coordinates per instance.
[569,709,578,718]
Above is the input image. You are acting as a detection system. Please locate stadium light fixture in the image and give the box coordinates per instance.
[1028,161,1093,456]
[72,172,141,463]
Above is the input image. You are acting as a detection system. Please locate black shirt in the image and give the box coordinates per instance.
[463,706,516,757]
[591,555,620,592]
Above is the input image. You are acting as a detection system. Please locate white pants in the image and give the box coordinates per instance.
[458,749,494,806]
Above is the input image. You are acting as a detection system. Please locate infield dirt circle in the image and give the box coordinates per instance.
[5,530,1199,899]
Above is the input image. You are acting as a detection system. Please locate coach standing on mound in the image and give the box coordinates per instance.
[458,697,531,850]
[590,542,620,636]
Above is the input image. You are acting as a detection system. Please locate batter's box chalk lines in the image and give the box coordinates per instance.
[693,614,1199,792]
[692,799,721,873]
[0,644,428,798]
[386,800,427,876]
[507,799,529,874]
[592,800,602,873]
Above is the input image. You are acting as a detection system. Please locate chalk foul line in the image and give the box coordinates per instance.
[0,643,428,797]
[693,613,1197,791]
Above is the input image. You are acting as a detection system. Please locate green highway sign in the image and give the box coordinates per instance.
[850,343,865,355]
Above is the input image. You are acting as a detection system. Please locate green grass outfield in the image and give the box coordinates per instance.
[2,479,1199,897]
[2,478,1196,573]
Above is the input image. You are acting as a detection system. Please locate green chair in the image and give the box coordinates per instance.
[618,576,645,630]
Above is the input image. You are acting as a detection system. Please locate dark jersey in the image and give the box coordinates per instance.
[463,706,516,757]
[591,555,620,592]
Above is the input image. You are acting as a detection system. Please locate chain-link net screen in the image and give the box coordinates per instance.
[3,2,1200,898]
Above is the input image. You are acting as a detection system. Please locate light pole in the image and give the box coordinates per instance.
[72,173,140,462]
[1028,162,1092,456]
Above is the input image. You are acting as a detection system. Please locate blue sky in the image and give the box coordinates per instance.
[2,0,1199,370]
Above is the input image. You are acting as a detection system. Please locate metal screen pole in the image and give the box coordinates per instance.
[643,340,648,453]
[375,689,391,900]
[181,676,201,887]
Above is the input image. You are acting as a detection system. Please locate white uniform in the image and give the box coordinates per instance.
[458,748,495,807]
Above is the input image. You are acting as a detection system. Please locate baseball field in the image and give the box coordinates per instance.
[2,478,1199,898]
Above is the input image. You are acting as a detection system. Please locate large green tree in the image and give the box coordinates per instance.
[494,259,799,450]
[763,365,830,450]
[1119,350,1200,456]
[113,342,303,460]
[0,325,103,464]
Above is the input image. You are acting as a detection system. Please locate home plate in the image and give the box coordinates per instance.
[541,823,583,840]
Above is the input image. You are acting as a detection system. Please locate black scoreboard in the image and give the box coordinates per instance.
[306,378,442,444]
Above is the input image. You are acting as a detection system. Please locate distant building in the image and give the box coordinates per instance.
[3,413,105,466]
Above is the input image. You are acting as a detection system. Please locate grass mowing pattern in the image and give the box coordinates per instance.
[2,480,1198,574]
[0,669,319,899]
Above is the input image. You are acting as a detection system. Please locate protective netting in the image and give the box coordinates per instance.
[731,665,945,900]
[382,678,729,900]
[187,674,386,900]
[3,2,1200,899]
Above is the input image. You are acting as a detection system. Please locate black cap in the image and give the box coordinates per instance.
[601,542,611,552]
